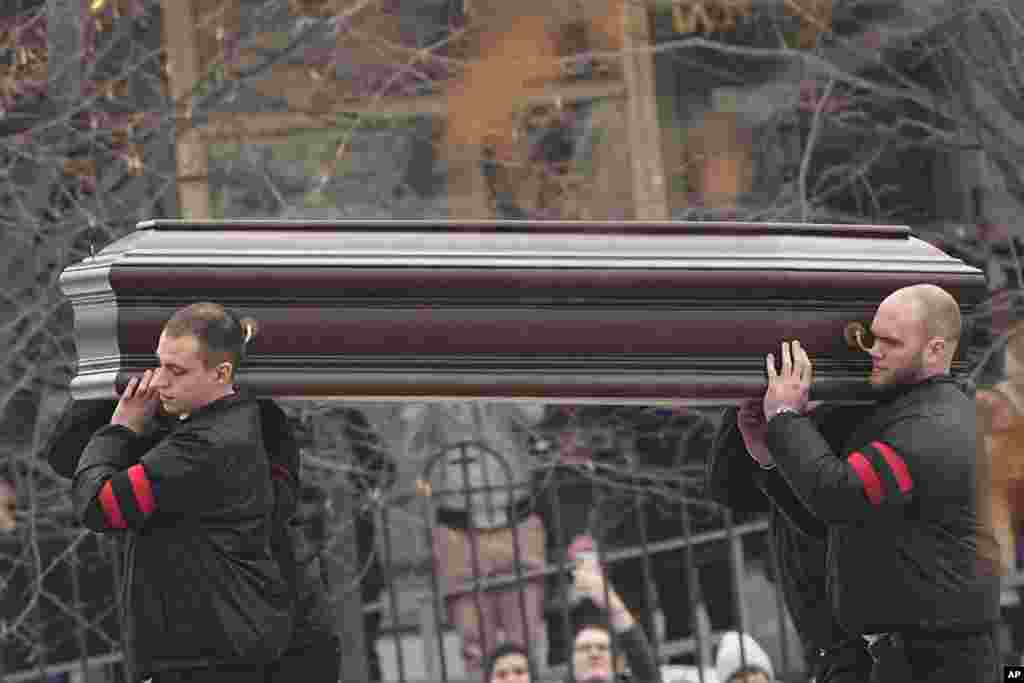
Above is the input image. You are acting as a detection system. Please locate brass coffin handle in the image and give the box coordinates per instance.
[844,322,874,353]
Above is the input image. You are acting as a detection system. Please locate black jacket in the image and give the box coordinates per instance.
[708,403,873,653]
[45,398,338,661]
[69,393,293,678]
[765,375,1002,635]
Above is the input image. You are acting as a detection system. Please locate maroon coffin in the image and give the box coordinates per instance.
[58,220,987,404]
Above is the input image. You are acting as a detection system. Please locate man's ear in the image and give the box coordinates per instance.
[927,337,947,362]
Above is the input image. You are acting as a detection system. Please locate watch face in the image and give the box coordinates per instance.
[772,406,799,421]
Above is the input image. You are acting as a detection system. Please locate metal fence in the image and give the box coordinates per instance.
[385,437,790,683]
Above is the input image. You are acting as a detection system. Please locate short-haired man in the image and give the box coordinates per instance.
[72,302,292,682]
[740,284,1002,681]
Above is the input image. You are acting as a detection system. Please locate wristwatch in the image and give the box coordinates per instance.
[770,405,801,422]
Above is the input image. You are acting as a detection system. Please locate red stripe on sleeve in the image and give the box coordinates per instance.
[127,464,156,516]
[271,464,292,482]
[847,452,884,505]
[99,480,127,529]
[872,441,913,494]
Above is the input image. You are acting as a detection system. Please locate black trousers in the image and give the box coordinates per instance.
[868,628,1000,683]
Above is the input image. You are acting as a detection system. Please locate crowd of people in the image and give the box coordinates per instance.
[21,281,1024,682]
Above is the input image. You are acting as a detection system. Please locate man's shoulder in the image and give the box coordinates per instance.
[860,382,976,461]
[806,403,877,449]
[178,394,261,443]
[875,377,972,420]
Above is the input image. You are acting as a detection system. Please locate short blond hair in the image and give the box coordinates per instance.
[892,284,961,355]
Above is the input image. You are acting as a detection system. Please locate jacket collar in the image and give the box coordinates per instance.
[173,390,249,425]
[871,373,963,404]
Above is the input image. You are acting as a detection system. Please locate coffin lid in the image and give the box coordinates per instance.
[59,219,987,404]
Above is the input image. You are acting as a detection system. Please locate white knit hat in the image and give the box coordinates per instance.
[714,631,774,682]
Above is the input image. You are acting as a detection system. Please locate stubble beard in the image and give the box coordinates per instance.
[870,354,926,392]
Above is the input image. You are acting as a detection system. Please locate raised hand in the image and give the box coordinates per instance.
[572,557,635,630]
[111,370,160,434]
[764,340,812,420]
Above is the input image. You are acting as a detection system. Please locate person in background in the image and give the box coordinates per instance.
[563,554,662,683]
[976,319,1024,664]
[714,632,774,683]
[485,642,532,683]
[481,551,661,683]
[534,405,729,668]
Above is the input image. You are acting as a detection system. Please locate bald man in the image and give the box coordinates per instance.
[738,284,1002,682]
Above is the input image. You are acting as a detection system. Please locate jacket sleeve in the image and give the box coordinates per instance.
[73,424,149,531]
[708,407,827,539]
[752,467,827,539]
[74,423,220,532]
[765,411,918,524]
[706,407,770,515]
[713,406,868,538]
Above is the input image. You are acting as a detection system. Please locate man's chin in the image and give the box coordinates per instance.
[870,371,917,393]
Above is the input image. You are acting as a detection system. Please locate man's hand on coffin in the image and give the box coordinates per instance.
[764,340,811,420]
[738,399,774,468]
[111,370,160,434]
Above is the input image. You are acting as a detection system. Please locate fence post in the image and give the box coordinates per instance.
[418,592,442,682]
[695,601,712,672]
[726,516,751,633]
